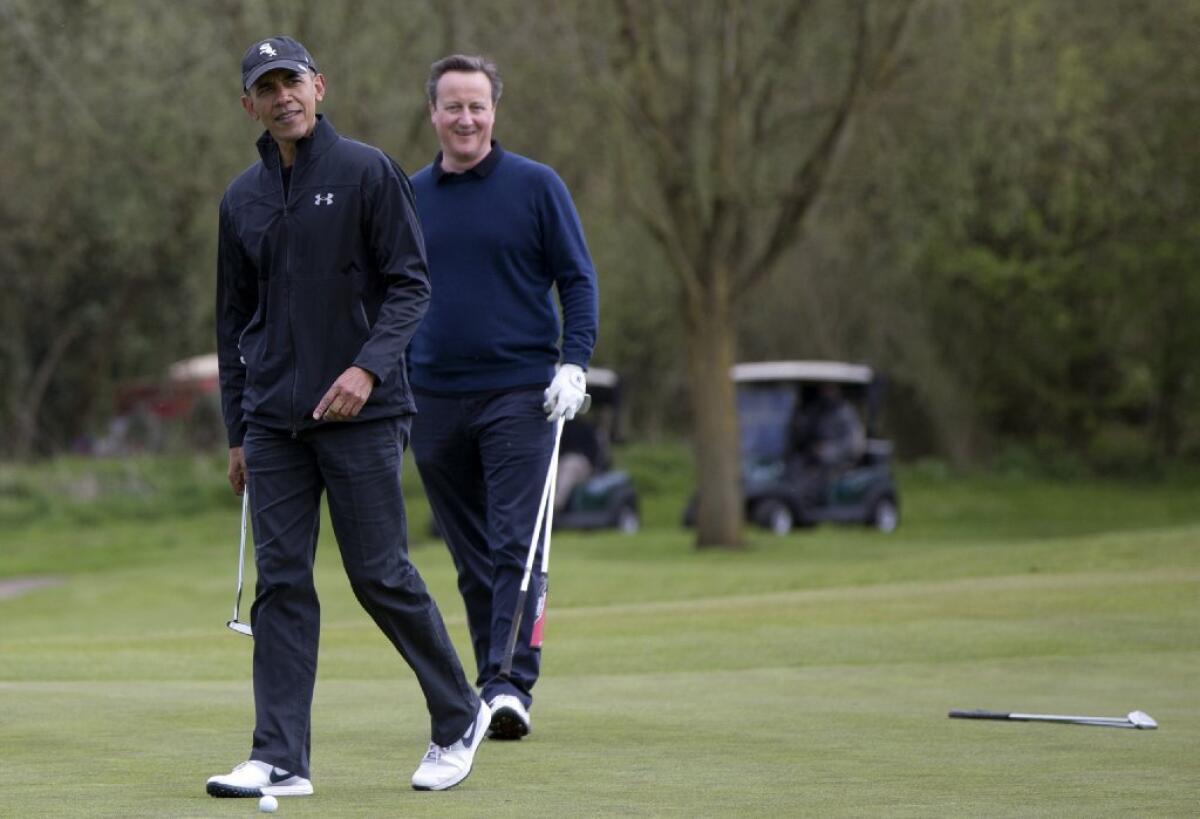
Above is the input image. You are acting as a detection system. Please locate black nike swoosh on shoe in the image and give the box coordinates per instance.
[269,768,293,784]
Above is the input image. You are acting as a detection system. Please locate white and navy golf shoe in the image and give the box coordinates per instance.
[205,760,313,798]
[411,699,491,791]
[487,694,531,740]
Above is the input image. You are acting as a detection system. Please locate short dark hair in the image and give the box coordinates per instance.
[426,54,503,105]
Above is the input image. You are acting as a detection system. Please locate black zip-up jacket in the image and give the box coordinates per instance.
[216,116,430,446]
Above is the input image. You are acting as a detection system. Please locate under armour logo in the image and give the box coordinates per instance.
[314,193,334,206]
[258,42,277,57]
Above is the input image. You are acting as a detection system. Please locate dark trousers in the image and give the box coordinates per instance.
[243,417,477,778]
[411,390,554,709]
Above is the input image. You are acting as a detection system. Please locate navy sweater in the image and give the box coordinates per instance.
[408,145,598,393]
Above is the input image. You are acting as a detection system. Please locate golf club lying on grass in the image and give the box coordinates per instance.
[499,394,590,678]
[226,491,253,637]
[949,708,1157,729]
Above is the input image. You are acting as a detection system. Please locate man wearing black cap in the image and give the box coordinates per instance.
[207,36,488,800]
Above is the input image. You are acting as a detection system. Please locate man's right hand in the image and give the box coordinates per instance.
[543,363,588,421]
[228,447,247,495]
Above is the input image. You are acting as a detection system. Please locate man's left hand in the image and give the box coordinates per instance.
[543,363,587,421]
[313,366,375,421]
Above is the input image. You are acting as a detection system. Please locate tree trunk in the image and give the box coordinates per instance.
[684,291,743,549]
[10,314,84,460]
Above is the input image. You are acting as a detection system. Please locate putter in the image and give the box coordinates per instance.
[225,491,254,637]
[949,708,1157,729]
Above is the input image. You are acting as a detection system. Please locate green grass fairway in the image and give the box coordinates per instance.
[2,457,1198,816]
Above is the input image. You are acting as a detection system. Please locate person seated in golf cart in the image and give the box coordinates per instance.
[555,415,602,511]
[787,382,866,501]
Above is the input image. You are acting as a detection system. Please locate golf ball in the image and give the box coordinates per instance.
[258,794,278,813]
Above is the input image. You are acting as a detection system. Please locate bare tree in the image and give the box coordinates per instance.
[604,0,915,546]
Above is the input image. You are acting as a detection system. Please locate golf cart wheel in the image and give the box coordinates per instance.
[756,499,794,536]
[868,497,899,533]
[615,502,640,535]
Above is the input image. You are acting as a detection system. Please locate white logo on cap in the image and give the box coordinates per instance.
[258,42,278,57]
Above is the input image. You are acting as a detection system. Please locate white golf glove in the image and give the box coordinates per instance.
[543,363,587,421]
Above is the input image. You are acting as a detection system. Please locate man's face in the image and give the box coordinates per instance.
[429,71,496,171]
[241,68,325,147]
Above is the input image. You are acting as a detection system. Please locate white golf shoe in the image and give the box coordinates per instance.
[205,760,313,798]
[411,700,491,791]
[487,694,531,740]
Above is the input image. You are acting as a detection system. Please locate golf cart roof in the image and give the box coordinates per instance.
[586,367,619,389]
[167,353,219,383]
[732,361,873,385]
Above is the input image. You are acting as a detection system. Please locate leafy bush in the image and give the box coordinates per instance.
[0,455,231,528]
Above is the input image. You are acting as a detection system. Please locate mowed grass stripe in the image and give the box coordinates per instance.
[3,659,1196,817]
[536,565,1200,614]
[5,564,1196,646]
[4,567,1195,682]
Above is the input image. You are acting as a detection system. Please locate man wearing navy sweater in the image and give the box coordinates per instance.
[409,54,599,741]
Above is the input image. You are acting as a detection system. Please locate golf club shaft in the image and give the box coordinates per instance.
[500,416,565,678]
[517,419,561,591]
[232,491,248,622]
[529,422,563,650]
[539,419,564,575]
[1009,713,1143,728]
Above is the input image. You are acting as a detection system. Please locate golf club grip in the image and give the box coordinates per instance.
[499,587,530,678]
[948,709,1012,721]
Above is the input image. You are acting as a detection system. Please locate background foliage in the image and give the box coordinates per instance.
[2,0,1198,470]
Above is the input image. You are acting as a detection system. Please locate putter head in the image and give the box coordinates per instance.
[226,620,253,637]
[1127,710,1157,729]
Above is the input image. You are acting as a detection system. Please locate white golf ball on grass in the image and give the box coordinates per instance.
[258,794,278,812]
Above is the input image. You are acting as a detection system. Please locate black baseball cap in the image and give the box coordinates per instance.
[241,36,318,91]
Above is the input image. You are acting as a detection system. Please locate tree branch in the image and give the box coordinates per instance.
[735,0,917,298]
[11,312,86,459]
[611,0,706,302]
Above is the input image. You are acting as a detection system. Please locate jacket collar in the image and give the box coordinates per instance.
[256,114,338,169]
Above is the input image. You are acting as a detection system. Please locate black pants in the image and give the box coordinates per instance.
[411,389,554,710]
[243,417,477,778]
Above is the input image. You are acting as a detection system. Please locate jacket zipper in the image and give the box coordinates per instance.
[280,158,299,439]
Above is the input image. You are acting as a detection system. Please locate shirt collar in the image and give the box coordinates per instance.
[431,141,504,183]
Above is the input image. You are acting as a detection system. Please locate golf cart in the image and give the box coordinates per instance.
[687,360,899,535]
[553,367,640,534]
[738,360,898,533]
